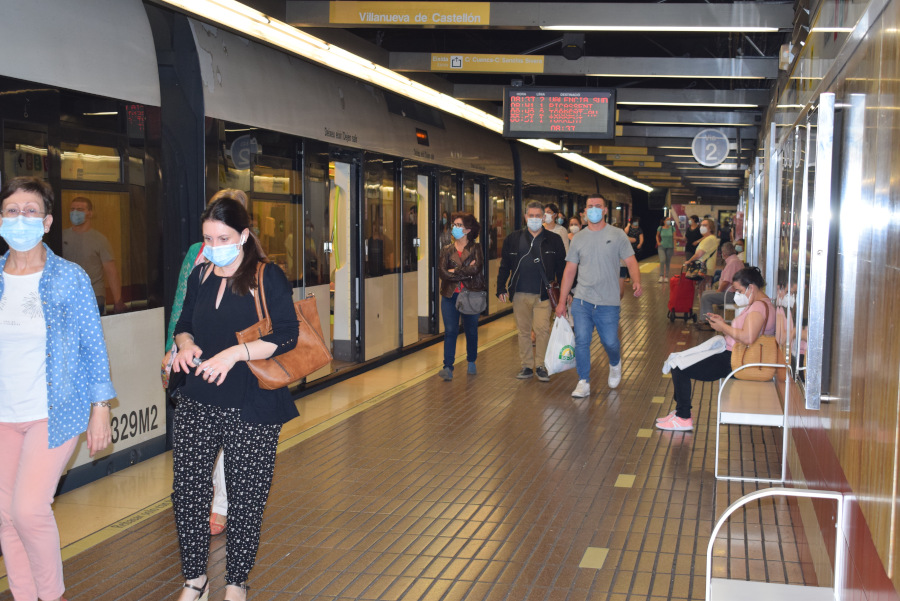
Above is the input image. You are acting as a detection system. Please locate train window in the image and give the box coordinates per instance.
[437,169,457,248]
[304,153,331,288]
[60,143,121,183]
[400,165,419,273]
[488,178,514,259]
[364,156,399,276]
[212,123,302,284]
[775,126,801,367]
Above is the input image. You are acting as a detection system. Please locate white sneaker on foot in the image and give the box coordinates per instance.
[571,379,591,398]
[608,362,622,389]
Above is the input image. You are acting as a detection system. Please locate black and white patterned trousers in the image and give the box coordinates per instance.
[171,395,281,584]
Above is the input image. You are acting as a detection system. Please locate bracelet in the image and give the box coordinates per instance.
[244,342,251,361]
[91,401,111,409]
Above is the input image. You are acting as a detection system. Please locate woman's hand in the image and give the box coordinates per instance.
[173,341,202,374]
[86,405,112,457]
[707,312,726,332]
[195,346,243,386]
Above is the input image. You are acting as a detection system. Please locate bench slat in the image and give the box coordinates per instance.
[719,379,783,426]
[710,578,833,601]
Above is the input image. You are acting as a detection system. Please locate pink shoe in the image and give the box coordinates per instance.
[656,415,693,431]
[656,411,676,423]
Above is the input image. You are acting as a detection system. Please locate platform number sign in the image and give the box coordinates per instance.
[691,128,730,167]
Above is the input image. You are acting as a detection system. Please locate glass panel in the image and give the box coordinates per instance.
[401,165,419,273]
[778,126,803,368]
[795,112,817,383]
[488,178,514,260]
[438,169,456,248]
[463,177,476,215]
[3,129,49,181]
[364,157,398,276]
[304,154,330,288]
[60,143,121,183]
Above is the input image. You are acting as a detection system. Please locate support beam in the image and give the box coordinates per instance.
[390,53,778,79]
[617,110,761,127]
[453,85,771,107]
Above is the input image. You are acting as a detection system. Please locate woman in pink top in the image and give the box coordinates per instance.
[657,266,775,431]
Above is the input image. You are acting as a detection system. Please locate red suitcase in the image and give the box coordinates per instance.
[667,274,697,322]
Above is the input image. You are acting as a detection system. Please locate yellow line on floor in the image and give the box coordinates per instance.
[0,328,522,593]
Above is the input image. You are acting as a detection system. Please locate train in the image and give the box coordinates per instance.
[0,0,633,488]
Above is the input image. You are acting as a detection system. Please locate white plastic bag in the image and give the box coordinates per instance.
[544,316,577,375]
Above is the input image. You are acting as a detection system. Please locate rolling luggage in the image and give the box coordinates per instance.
[667,273,697,323]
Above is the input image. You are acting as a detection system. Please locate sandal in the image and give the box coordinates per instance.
[181,577,209,601]
[224,581,248,601]
[209,512,226,536]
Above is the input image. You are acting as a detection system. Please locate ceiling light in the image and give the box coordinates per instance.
[83,111,118,116]
[811,27,854,33]
[159,0,651,192]
[542,26,778,33]
[588,73,766,79]
[629,121,755,126]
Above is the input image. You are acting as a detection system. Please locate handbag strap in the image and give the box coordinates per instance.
[252,262,270,322]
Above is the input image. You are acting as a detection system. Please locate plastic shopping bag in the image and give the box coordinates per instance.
[544,316,577,375]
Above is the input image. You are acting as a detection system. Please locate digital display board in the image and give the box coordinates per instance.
[503,87,616,140]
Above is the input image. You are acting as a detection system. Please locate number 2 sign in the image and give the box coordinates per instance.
[691,128,730,167]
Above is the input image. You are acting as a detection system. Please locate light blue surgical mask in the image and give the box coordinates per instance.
[69,210,86,226]
[0,216,46,252]
[735,244,743,252]
[586,207,604,224]
[526,217,543,232]
[451,226,465,240]
[556,217,565,226]
[203,237,245,267]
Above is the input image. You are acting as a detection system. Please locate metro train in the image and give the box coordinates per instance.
[0,1,633,488]
[742,1,900,599]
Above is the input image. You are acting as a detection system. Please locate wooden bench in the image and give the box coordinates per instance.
[714,346,790,483]
[706,487,844,601]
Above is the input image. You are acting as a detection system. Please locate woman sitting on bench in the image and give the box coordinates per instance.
[657,266,776,431]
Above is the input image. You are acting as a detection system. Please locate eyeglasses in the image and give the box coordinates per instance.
[2,206,45,218]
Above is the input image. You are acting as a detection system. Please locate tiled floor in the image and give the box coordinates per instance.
[0,260,818,600]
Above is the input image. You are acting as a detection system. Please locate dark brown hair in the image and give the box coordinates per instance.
[0,176,53,215]
[451,211,480,244]
[201,190,266,295]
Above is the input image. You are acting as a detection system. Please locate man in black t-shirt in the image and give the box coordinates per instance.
[625,218,643,257]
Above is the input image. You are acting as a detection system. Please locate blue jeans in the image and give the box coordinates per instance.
[441,293,479,369]
[571,298,621,381]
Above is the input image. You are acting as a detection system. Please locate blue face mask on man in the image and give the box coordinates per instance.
[451,226,465,240]
[69,210,86,226]
[586,207,604,224]
[0,216,46,252]
[203,236,246,267]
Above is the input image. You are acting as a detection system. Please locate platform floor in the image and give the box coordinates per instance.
[0,259,818,600]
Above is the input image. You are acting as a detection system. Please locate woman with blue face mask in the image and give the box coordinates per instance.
[0,177,114,601]
[170,192,299,601]
[437,212,485,380]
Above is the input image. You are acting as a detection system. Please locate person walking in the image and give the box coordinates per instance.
[555,195,642,398]
[656,217,675,282]
[171,194,299,601]
[0,177,114,601]
[683,215,702,259]
[437,212,484,381]
[497,201,566,382]
[542,202,570,252]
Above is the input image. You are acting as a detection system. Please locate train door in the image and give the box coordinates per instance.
[399,161,431,345]
[435,168,458,334]
[304,147,360,377]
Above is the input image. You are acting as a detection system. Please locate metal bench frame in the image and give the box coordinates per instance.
[715,362,790,483]
[706,487,844,601]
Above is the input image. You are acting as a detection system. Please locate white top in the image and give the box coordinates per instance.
[0,270,49,422]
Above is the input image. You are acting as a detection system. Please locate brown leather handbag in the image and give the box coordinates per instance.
[730,303,778,381]
[236,263,332,390]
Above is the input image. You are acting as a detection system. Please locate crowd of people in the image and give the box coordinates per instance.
[0,173,751,600]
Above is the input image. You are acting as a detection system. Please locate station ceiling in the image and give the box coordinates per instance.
[267,0,801,203]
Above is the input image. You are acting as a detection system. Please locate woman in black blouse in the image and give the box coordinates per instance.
[171,192,298,601]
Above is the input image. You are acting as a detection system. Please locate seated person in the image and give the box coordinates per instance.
[696,242,743,329]
[734,237,746,262]
[657,266,775,431]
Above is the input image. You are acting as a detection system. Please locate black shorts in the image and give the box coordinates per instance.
[619,266,628,278]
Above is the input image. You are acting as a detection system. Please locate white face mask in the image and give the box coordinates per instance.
[543,213,553,223]
[526,217,543,232]
[777,293,795,308]
[733,290,750,307]
[699,226,709,235]
[569,225,580,234]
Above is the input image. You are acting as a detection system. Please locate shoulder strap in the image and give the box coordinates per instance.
[253,262,268,322]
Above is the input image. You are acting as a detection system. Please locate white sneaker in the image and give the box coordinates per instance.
[658,276,665,283]
[608,362,622,389]
[571,379,591,398]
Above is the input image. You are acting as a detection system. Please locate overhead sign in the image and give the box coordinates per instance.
[503,87,616,140]
[431,53,544,73]
[691,128,730,167]
[329,2,490,26]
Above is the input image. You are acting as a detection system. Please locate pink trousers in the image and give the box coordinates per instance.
[0,420,78,601]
